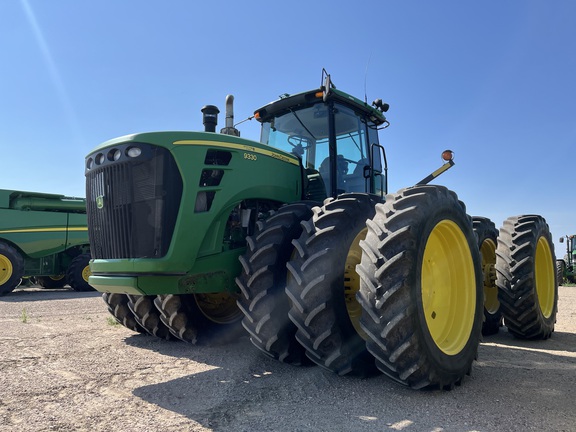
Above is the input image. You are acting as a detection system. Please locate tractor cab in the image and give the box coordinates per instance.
[569,236,576,262]
[254,73,389,201]
[560,235,576,267]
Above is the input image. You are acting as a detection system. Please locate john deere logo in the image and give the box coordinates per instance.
[96,195,104,209]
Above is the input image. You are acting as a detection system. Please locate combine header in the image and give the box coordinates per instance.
[0,189,92,295]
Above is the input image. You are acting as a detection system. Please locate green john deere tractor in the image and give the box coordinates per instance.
[0,189,93,295]
[557,235,576,284]
[85,72,558,389]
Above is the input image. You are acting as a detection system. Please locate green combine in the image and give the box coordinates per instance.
[85,72,558,389]
[0,189,92,295]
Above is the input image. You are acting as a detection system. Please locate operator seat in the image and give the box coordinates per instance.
[346,158,370,193]
[319,155,348,195]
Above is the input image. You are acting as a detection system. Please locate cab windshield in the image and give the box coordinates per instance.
[260,101,383,197]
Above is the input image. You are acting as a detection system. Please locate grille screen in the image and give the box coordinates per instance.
[86,145,182,259]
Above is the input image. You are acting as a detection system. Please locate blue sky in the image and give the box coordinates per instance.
[1,1,575,255]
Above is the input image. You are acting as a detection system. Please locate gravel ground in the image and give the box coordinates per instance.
[1,285,575,432]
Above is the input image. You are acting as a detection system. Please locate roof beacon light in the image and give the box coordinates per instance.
[442,150,454,162]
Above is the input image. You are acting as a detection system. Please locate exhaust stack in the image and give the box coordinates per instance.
[220,94,240,137]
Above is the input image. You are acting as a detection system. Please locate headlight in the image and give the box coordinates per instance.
[126,146,142,158]
[95,153,105,165]
[107,149,122,161]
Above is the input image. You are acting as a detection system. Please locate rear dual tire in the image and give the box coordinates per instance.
[496,215,557,339]
[472,217,502,336]
[357,185,483,389]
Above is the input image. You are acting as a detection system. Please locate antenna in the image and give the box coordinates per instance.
[364,50,374,104]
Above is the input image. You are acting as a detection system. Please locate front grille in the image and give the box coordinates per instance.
[85,144,182,259]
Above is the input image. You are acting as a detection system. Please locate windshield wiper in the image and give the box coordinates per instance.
[288,108,317,141]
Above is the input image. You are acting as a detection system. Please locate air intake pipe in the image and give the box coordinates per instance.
[201,105,220,132]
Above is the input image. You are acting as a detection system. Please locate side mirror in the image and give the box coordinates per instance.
[560,237,565,243]
[323,74,332,102]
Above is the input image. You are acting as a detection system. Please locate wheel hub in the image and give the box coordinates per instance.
[0,254,13,285]
[535,237,555,318]
[422,220,476,355]
[344,228,368,340]
[481,238,498,314]
[81,265,91,283]
[194,293,242,324]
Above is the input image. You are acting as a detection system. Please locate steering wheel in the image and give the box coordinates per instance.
[339,156,359,166]
[288,136,311,158]
[287,135,308,148]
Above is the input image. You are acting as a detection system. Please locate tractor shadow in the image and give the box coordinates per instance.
[130,341,402,432]
[128,327,576,431]
[122,323,255,361]
[1,286,101,302]
[482,326,576,354]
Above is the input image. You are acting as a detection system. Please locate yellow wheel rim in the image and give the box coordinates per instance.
[81,265,91,283]
[194,293,242,324]
[422,220,476,355]
[481,238,499,314]
[535,237,555,318]
[0,254,13,285]
[50,274,66,281]
[344,228,368,340]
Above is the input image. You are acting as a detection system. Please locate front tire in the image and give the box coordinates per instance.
[0,242,24,296]
[357,185,483,389]
[102,293,146,333]
[66,254,94,292]
[127,295,175,340]
[286,194,380,375]
[556,260,566,286]
[236,202,316,365]
[154,293,243,344]
[496,215,557,339]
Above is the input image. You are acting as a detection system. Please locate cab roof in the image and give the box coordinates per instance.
[254,87,387,126]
